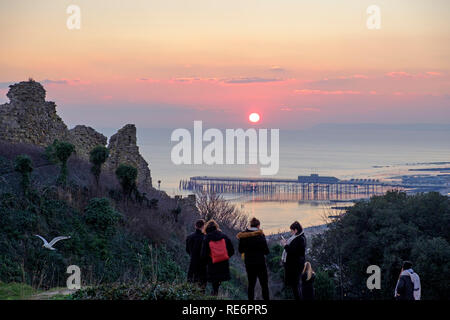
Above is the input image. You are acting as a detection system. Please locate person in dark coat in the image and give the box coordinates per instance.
[200,220,235,296]
[237,217,270,300]
[186,219,207,288]
[395,261,420,300]
[301,261,315,300]
[280,221,306,300]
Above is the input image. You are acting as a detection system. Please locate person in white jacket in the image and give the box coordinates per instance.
[394,261,421,300]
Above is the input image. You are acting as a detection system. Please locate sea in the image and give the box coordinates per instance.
[98,124,450,234]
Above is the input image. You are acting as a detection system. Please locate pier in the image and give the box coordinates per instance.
[179,174,404,200]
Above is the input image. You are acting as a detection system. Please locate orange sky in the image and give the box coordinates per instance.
[0,0,449,128]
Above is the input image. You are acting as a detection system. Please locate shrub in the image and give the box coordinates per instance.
[314,270,337,300]
[45,140,75,185]
[84,198,122,236]
[89,146,109,187]
[115,164,138,199]
[70,282,210,300]
[14,155,33,194]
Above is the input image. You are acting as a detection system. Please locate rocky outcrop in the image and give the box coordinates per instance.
[0,80,68,146]
[0,80,153,191]
[106,124,152,191]
[68,125,107,160]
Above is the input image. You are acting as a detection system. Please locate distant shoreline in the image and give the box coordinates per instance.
[266,223,329,242]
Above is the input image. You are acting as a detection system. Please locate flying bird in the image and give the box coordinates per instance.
[35,235,71,250]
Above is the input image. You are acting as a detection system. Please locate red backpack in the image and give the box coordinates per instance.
[209,238,229,263]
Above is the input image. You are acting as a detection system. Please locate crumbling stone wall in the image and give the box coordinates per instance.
[0,80,68,146]
[68,125,107,160]
[106,124,152,191]
[0,80,153,192]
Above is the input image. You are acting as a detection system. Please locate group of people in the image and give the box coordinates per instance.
[186,217,315,300]
[186,217,422,300]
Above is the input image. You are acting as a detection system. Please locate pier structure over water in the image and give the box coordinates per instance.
[180,174,403,200]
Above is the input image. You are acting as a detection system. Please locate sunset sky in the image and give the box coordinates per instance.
[1,0,449,129]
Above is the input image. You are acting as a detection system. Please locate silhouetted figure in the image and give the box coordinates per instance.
[395,261,421,300]
[201,220,234,296]
[281,221,306,300]
[186,219,207,289]
[237,217,270,300]
[301,262,315,300]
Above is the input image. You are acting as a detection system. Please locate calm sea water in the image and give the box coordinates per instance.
[99,124,450,234]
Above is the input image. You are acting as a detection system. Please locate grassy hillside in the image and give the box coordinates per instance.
[0,141,248,299]
[0,282,39,300]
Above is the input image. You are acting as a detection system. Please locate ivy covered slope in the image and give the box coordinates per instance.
[0,141,213,299]
[0,193,185,286]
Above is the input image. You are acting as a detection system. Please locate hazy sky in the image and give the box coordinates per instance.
[0,0,449,129]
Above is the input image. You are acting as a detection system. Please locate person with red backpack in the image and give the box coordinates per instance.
[201,220,235,296]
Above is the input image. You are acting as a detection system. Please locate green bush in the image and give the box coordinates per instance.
[310,191,450,300]
[84,198,122,235]
[115,164,138,198]
[314,270,337,300]
[89,146,109,186]
[0,191,188,290]
[45,140,75,185]
[70,282,210,300]
[14,155,33,194]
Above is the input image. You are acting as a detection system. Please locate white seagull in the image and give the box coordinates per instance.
[35,235,71,250]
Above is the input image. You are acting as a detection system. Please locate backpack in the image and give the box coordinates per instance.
[408,271,421,300]
[209,238,229,264]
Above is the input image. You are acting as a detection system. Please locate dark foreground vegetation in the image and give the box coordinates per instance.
[0,141,247,299]
[309,191,449,300]
[265,191,449,300]
[1,142,448,300]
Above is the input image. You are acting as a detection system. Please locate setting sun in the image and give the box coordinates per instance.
[249,112,260,123]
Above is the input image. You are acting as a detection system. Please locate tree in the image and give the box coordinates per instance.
[45,140,75,185]
[14,155,33,195]
[411,237,450,299]
[89,145,109,187]
[309,191,450,300]
[195,190,247,230]
[115,164,138,199]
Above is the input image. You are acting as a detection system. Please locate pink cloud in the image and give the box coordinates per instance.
[385,71,444,79]
[425,71,442,77]
[269,66,285,72]
[170,77,220,84]
[222,77,284,84]
[137,78,160,83]
[336,74,369,80]
[294,89,361,95]
[41,78,91,86]
[385,72,413,78]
